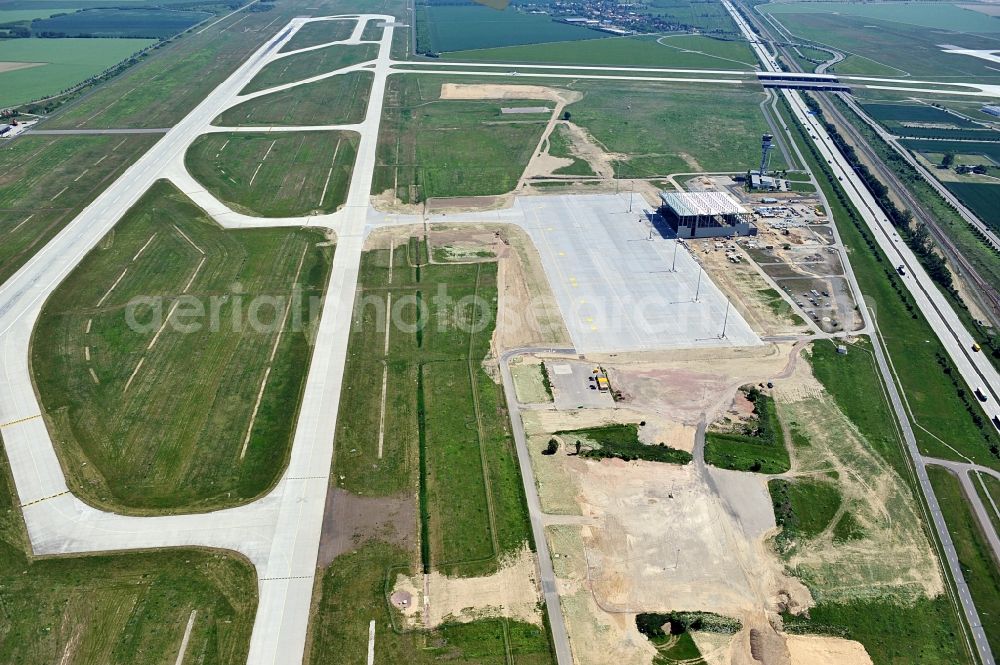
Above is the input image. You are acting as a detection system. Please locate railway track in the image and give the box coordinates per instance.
[746,6,1000,329]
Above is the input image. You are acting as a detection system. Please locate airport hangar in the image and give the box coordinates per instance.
[658,191,757,239]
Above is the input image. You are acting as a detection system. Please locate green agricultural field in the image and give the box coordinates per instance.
[778,97,1000,469]
[30,7,211,38]
[928,466,1000,656]
[32,181,332,512]
[0,37,155,107]
[334,241,533,576]
[214,71,372,126]
[561,80,785,177]
[0,134,157,285]
[762,3,1000,80]
[0,441,258,664]
[643,0,737,32]
[279,18,355,52]
[764,2,1000,34]
[186,131,357,217]
[902,139,1000,165]
[240,42,377,94]
[0,8,78,23]
[861,102,978,129]
[307,542,554,665]
[416,3,600,53]
[444,33,756,69]
[943,181,1000,233]
[372,75,548,202]
[705,387,790,474]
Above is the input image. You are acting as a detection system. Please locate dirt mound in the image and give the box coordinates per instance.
[440,83,581,105]
[786,635,872,665]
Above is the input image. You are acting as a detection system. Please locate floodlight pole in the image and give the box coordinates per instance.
[720,300,731,339]
[671,241,679,272]
[628,180,634,212]
[694,267,703,302]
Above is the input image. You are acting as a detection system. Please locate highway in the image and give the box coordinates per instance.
[0,14,395,665]
[725,2,997,662]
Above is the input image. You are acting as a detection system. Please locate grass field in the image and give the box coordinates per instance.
[791,342,973,664]
[307,542,554,665]
[334,241,532,575]
[0,37,154,107]
[547,123,596,176]
[778,97,1000,470]
[973,472,1000,538]
[372,75,548,202]
[416,3,599,54]
[240,42,377,94]
[279,18,355,52]
[560,80,785,177]
[0,441,258,664]
[927,466,1000,656]
[214,71,372,126]
[0,134,158,285]
[444,33,756,69]
[769,475,842,544]
[32,181,332,512]
[186,131,357,217]
[762,3,1000,80]
[764,2,1000,34]
[30,7,210,38]
[36,0,400,128]
[943,181,1000,233]
[705,388,790,474]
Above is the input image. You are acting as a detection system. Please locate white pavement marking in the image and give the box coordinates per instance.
[132,233,157,261]
[95,268,129,307]
[147,299,181,351]
[50,186,68,201]
[11,214,34,234]
[73,168,90,182]
[174,610,198,665]
[241,246,308,461]
[122,357,145,393]
[183,256,206,293]
[173,224,205,254]
[94,155,107,165]
[88,368,99,385]
[367,620,375,665]
[377,293,391,459]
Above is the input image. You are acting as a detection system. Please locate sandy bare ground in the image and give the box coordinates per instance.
[772,350,944,604]
[522,344,822,664]
[317,487,416,568]
[0,61,45,74]
[391,545,543,629]
[786,635,873,665]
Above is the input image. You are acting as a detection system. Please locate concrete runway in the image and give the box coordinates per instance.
[3,3,997,663]
[0,14,395,665]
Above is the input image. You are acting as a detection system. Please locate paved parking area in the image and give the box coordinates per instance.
[547,360,615,409]
[520,194,760,354]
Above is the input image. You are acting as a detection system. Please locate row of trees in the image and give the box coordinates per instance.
[804,96,955,293]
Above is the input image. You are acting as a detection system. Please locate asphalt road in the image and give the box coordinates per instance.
[498,346,579,665]
[726,2,997,661]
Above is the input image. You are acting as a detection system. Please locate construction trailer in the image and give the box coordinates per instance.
[658,191,757,239]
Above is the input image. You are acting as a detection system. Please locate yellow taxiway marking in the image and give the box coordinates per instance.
[0,414,41,429]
